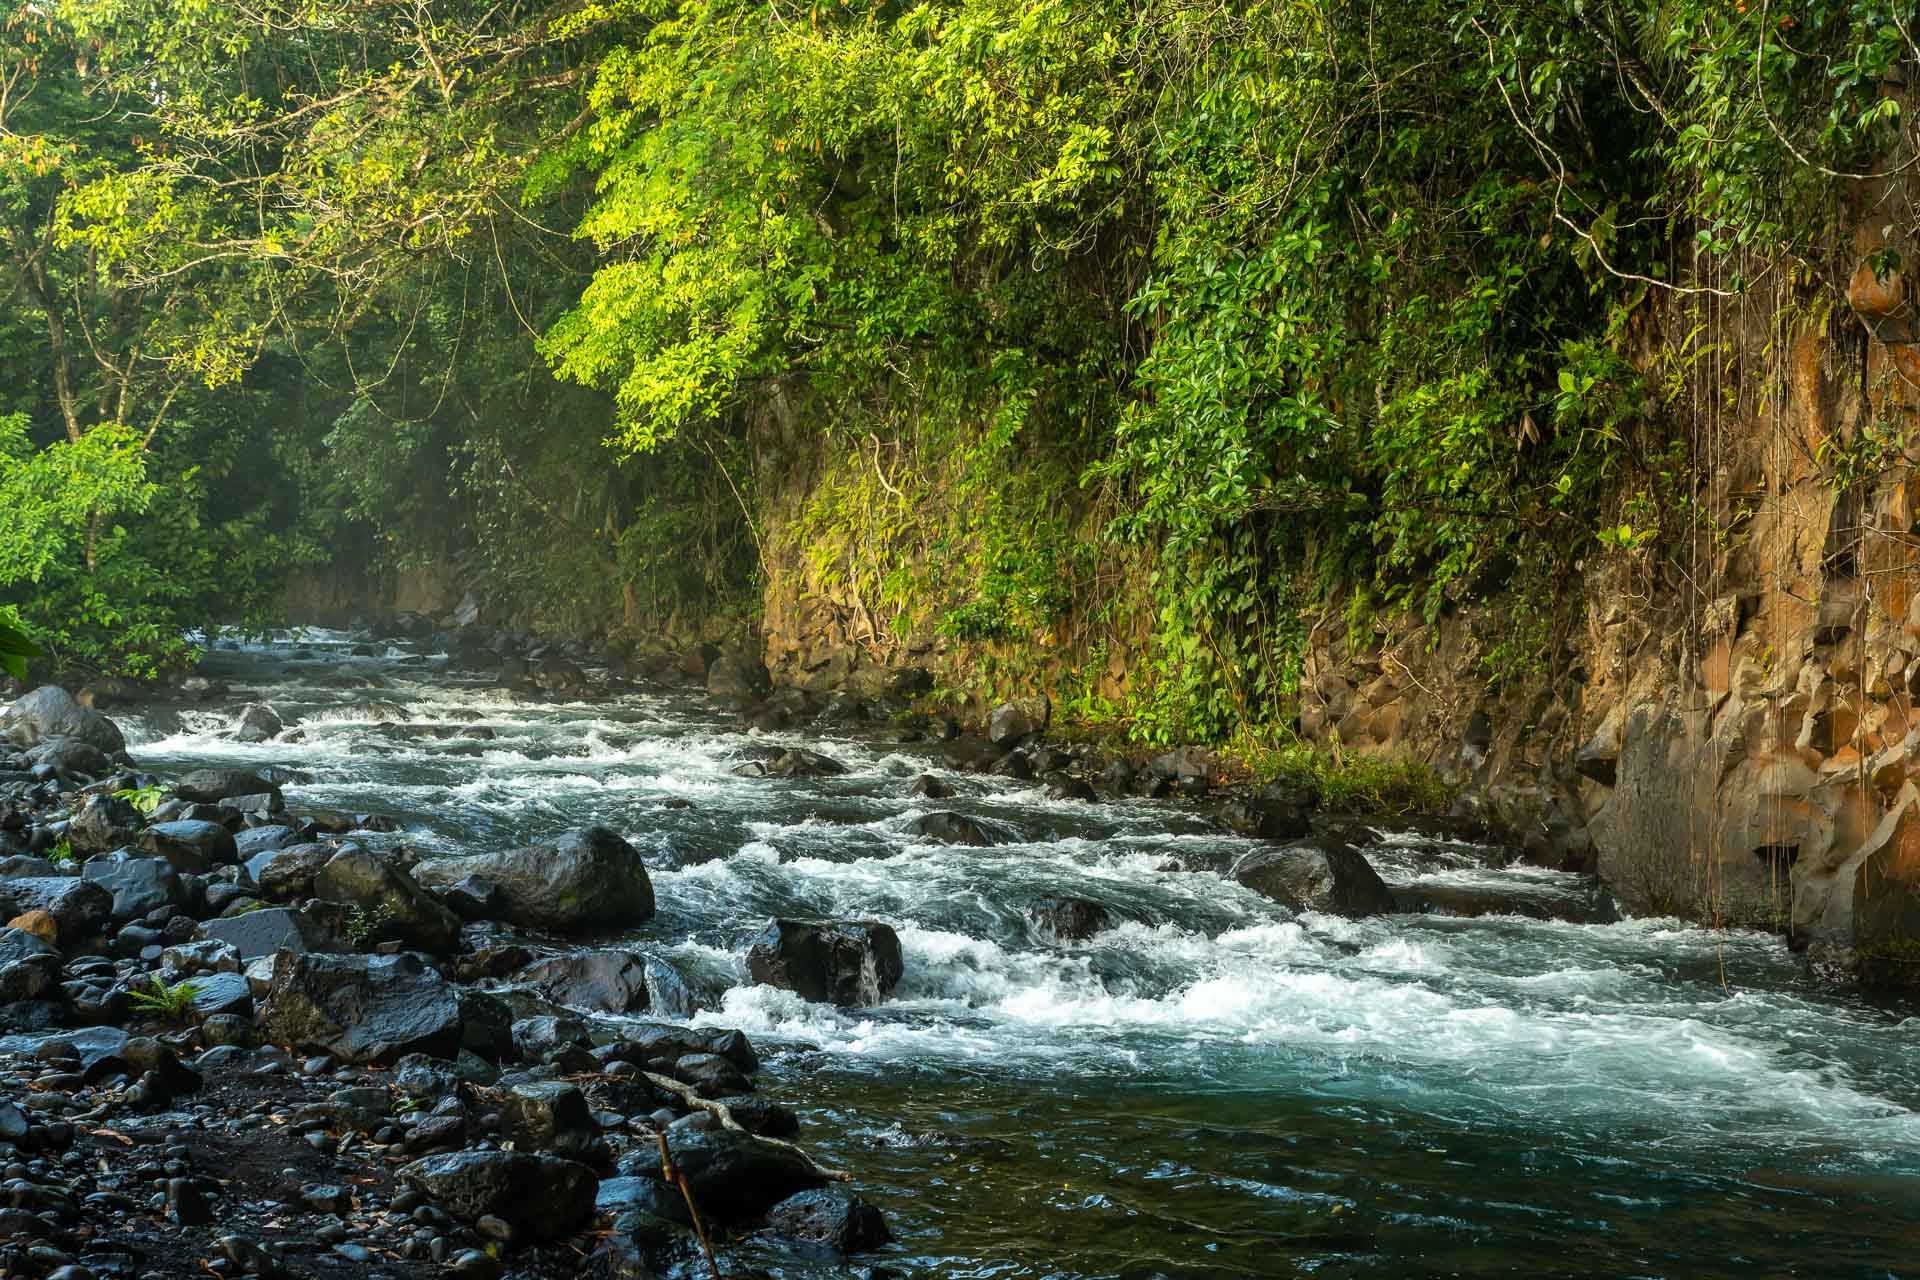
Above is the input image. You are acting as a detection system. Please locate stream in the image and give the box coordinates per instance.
[119,630,1920,1278]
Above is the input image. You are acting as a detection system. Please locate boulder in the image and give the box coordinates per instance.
[1218,796,1313,841]
[248,843,334,901]
[594,1175,690,1225]
[514,949,702,1017]
[501,1081,598,1157]
[763,748,847,778]
[986,700,1043,746]
[313,847,461,953]
[1231,838,1396,918]
[138,821,237,873]
[0,928,60,1002]
[705,648,770,704]
[412,826,654,933]
[81,856,184,922]
[396,1151,597,1241]
[172,769,282,804]
[906,773,955,800]
[68,793,142,854]
[259,951,465,1064]
[1,686,126,754]
[639,1130,825,1224]
[765,1187,891,1254]
[745,918,902,1006]
[0,877,111,945]
[607,1024,758,1075]
[233,825,298,859]
[232,703,284,743]
[202,907,349,959]
[905,810,1001,847]
[1025,896,1112,942]
[26,737,112,780]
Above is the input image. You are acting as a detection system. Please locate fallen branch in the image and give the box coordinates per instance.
[657,1130,724,1280]
[639,1070,853,1182]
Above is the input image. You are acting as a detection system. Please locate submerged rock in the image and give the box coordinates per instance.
[413,826,655,933]
[745,918,903,1006]
[1025,896,1112,941]
[766,1186,892,1254]
[1231,838,1396,918]
[906,810,1002,846]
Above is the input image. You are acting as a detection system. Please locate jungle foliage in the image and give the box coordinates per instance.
[0,0,1909,736]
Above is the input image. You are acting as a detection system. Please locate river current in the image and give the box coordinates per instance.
[120,631,1920,1278]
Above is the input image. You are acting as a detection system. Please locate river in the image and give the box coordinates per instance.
[119,630,1920,1278]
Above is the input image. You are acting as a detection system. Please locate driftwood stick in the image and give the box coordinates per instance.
[640,1070,853,1182]
[658,1129,724,1280]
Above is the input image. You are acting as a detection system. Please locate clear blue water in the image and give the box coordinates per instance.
[123,632,1920,1278]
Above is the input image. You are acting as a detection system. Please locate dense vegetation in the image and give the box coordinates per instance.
[0,0,1910,738]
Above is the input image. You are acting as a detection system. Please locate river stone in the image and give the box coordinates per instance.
[745,918,903,1006]
[0,855,56,880]
[0,877,111,945]
[1025,896,1112,941]
[1231,838,1396,918]
[188,971,254,1019]
[203,906,349,958]
[764,748,847,778]
[1,686,126,754]
[0,927,61,1001]
[609,1023,759,1075]
[413,826,655,933]
[172,768,282,804]
[69,793,142,854]
[513,949,701,1016]
[139,820,238,873]
[259,951,464,1063]
[81,855,184,921]
[232,703,284,743]
[501,1081,597,1156]
[234,825,298,859]
[639,1129,826,1224]
[906,810,1001,847]
[313,846,461,953]
[594,1175,690,1225]
[396,1151,597,1240]
[705,648,770,704]
[765,1187,892,1254]
[1218,795,1313,841]
[26,736,112,780]
[986,700,1041,746]
[249,843,335,901]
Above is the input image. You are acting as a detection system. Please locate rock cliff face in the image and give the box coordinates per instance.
[754,265,1920,988]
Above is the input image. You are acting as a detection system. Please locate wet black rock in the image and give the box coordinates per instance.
[81,856,184,922]
[1218,795,1313,841]
[514,948,702,1017]
[396,1150,598,1240]
[259,951,467,1063]
[764,748,848,778]
[641,1129,826,1224]
[1231,838,1396,918]
[67,793,142,855]
[765,1186,892,1254]
[231,703,284,744]
[138,820,238,873]
[203,907,349,959]
[27,736,113,781]
[171,768,282,804]
[905,810,1001,847]
[502,1080,599,1157]
[1,878,111,945]
[906,773,955,800]
[413,826,655,933]
[246,843,334,901]
[1025,896,1112,942]
[313,846,462,953]
[0,927,61,1001]
[595,1174,691,1225]
[745,918,903,1007]
[1,686,126,754]
[706,649,771,705]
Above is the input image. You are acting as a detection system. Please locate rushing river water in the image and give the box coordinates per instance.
[119,631,1920,1278]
